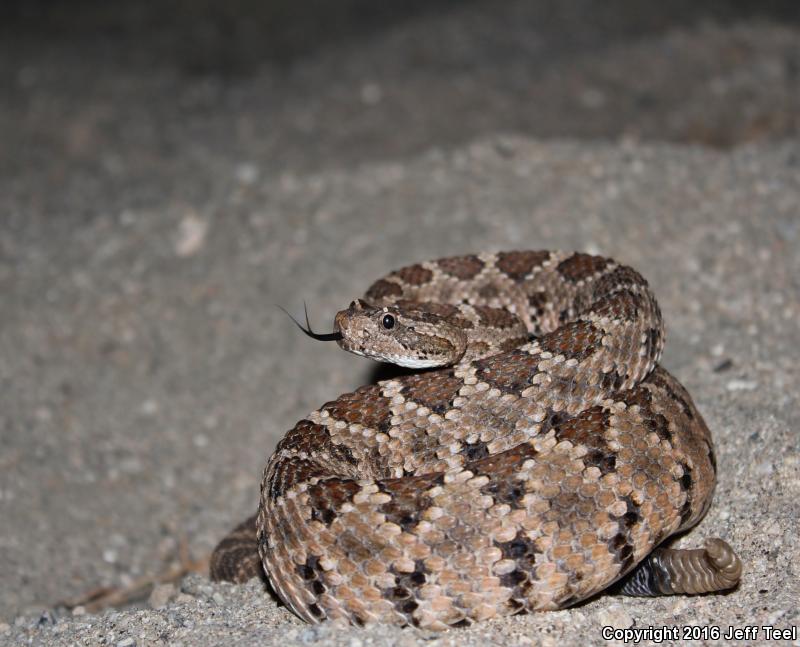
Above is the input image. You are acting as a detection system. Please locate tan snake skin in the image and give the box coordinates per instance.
[211,251,741,630]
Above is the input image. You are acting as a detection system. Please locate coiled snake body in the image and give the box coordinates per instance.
[211,251,741,630]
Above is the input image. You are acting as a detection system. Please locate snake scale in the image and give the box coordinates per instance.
[211,251,741,631]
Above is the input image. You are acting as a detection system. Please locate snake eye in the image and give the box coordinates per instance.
[382,314,395,329]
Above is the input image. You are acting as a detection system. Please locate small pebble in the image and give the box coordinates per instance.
[756,460,774,476]
[595,603,633,629]
[671,599,689,615]
[174,213,209,257]
[235,163,259,185]
[726,379,757,391]
[148,583,176,609]
[37,610,56,627]
[713,358,733,372]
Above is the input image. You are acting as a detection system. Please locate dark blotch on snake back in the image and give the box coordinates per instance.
[538,320,604,363]
[556,253,610,283]
[322,384,393,433]
[399,369,463,415]
[474,348,543,395]
[377,472,445,531]
[592,265,646,295]
[269,457,328,501]
[496,250,551,281]
[608,531,636,572]
[482,478,527,509]
[461,440,490,462]
[554,407,617,475]
[599,369,626,392]
[365,278,404,300]
[436,254,485,280]
[306,479,361,526]
[393,264,434,286]
[472,304,520,329]
[646,412,673,443]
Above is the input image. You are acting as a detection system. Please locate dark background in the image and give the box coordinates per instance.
[2,0,798,228]
[3,1,800,71]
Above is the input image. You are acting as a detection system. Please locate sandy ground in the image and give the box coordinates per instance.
[1,1,799,645]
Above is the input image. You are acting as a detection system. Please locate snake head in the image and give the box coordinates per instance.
[333,299,467,368]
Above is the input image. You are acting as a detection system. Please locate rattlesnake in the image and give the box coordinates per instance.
[211,251,741,630]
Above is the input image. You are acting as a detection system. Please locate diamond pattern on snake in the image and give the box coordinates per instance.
[210,251,741,631]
